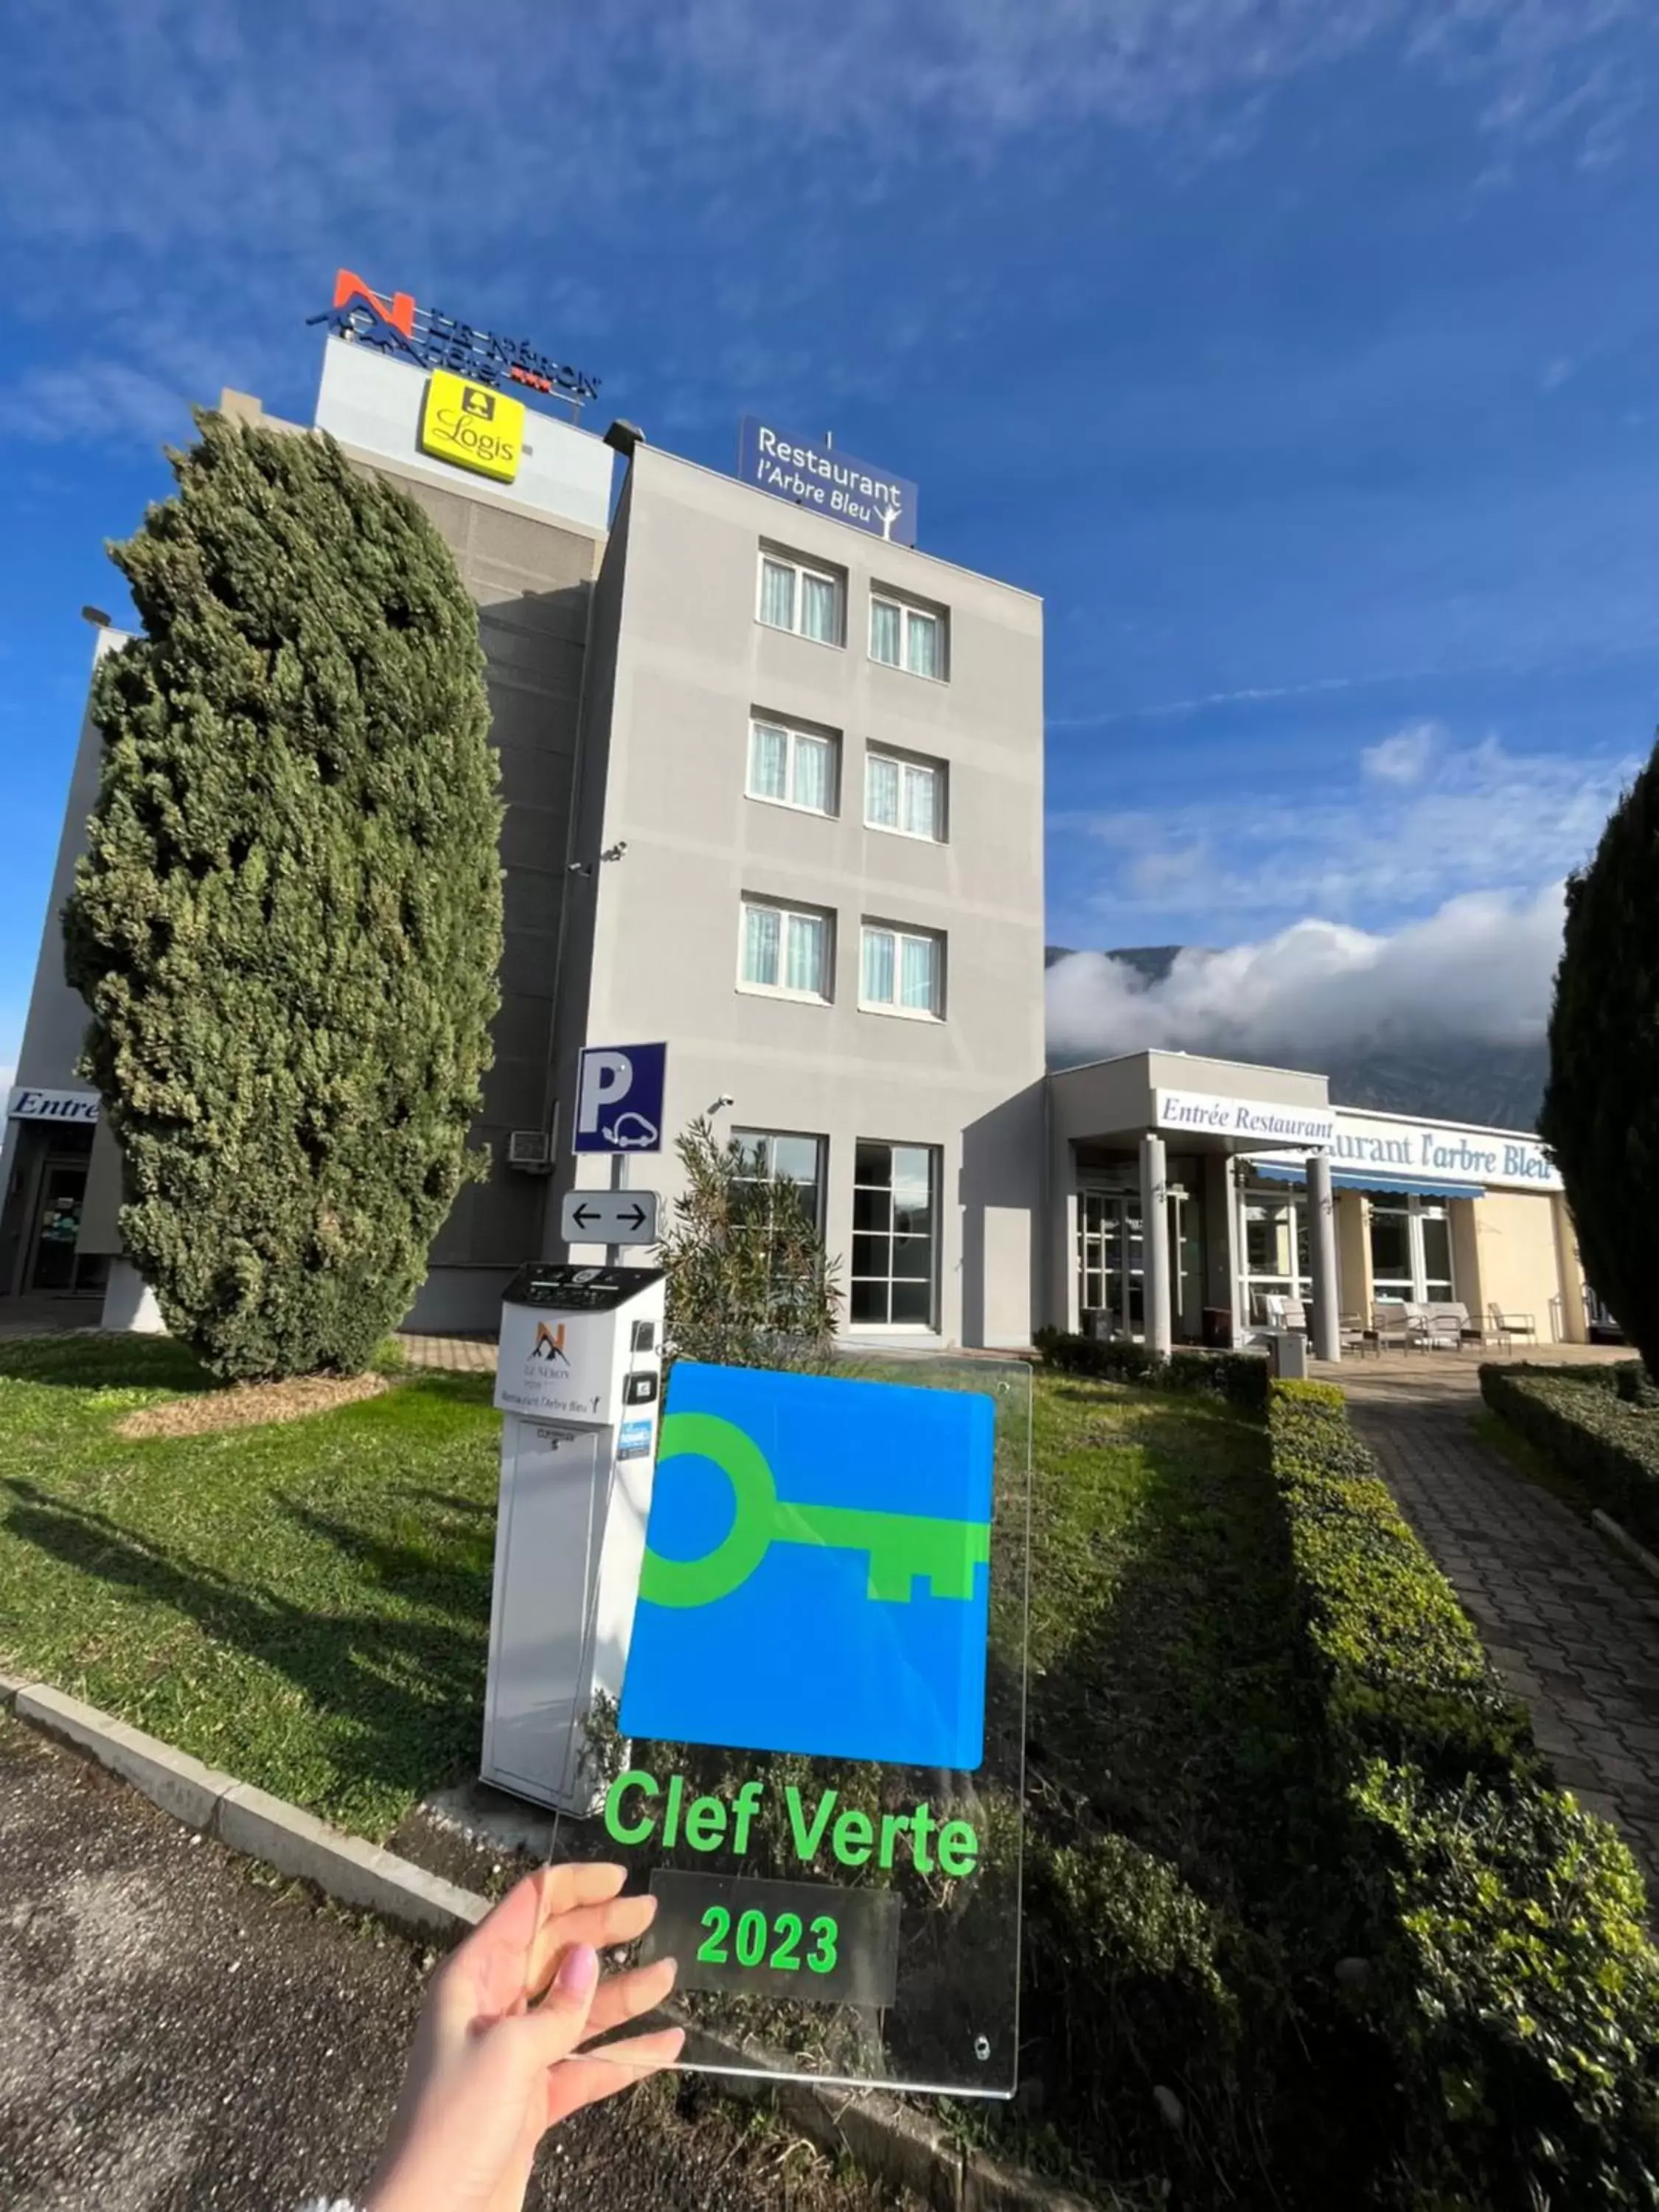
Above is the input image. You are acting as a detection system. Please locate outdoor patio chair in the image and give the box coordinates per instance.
[1339,1312,1377,1357]
[1281,1298,1307,1333]
[1371,1301,1413,1350]
[1487,1303,1537,1348]
[1418,1302,1467,1352]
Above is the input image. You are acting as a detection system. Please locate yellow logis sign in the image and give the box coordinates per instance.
[418,370,524,484]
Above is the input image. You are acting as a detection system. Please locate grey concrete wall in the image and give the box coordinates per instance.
[11,628,127,1098]
[1,628,122,1290]
[568,446,1047,1346]
[543,468,633,1262]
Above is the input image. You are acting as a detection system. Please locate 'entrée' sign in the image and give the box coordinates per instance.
[7,1087,101,1125]
[1155,1088,1337,1147]
[738,418,917,545]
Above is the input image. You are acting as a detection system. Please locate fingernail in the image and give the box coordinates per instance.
[554,1943,599,1998]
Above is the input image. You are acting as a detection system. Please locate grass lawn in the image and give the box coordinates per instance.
[0,1335,501,1840]
[1,1336,1349,2202]
[1005,1374,1358,2205]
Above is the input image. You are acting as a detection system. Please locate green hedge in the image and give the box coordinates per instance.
[1481,1362,1659,1551]
[1033,1326,1269,1415]
[1268,1380,1659,2207]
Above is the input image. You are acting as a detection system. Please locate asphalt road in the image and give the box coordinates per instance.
[0,1717,910,2212]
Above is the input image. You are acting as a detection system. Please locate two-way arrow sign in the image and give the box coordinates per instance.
[560,1186,661,1248]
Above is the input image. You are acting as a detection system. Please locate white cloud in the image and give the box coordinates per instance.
[1047,880,1567,1065]
[1362,719,1439,784]
[1062,730,1633,931]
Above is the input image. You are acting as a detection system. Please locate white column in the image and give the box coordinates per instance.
[1307,1150,1341,1363]
[1140,1132,1172,1358]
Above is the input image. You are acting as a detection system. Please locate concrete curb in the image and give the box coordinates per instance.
[2,1677,486,1939]
[1590,1507,1659,1587]
[0,1673,1101,2211]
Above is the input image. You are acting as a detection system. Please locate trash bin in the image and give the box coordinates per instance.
[1268,1331,1309,1381]
[1201,1307,1231,1349]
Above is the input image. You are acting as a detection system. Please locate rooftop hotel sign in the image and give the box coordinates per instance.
[310,270,599,413]
[738,418,917,545]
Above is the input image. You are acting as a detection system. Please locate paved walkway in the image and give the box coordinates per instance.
[398,1328,498,1373]
[1333,1354,1659,1885]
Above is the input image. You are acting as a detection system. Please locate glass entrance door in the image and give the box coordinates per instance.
[1078,1191,1145,1339]
[28,1161,87,1293]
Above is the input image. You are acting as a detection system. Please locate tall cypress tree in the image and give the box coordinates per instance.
[1539,742,1659,1371]
[64,410,503,1380]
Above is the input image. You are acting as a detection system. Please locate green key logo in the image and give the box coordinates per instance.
[619,1363,995,1770]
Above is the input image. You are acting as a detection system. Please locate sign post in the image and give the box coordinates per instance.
[559,1186,661,1250]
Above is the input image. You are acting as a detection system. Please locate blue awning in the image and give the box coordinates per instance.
[1248,1161,1486,1201]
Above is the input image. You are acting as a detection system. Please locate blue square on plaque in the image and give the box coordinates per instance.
[618,1362,994,1770]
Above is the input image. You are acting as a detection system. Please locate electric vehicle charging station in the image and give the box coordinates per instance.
[482,1261,667,1812]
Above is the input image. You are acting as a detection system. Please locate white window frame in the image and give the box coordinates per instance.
[746,716,840,818]
[858,920,945,1020]
[849,1138,941,1332]
[869,591,948,681]
[731,1127,828,1236]
[863,748,945,842]
[1368,1197,1456,1304]
[737,897,834,1004]
[756,548,845,647]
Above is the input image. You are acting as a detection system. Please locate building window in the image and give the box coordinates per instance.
[869,593,946,680]
[738,898,831,1001]
[852,1141,939,1326]
[1242,1192,1312,1326]
[757,550,844,645]
[860,922,943,1018]
[864,749,944,841]
[748,717,838,815]
[732,1129,826,1234]
[1369,1200,1455,1304]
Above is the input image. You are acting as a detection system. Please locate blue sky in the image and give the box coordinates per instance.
[4,0,1658,1079]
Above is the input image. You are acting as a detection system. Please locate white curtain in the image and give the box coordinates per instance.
[869,599,901,665]
[866,754,900,827]
[748,723,787,799]
[759,560,796,630]
[901,764,936,838]
[900,933,937,1011]
[905,611,940,678]
[862,927,895,1004]
[801,572,838,643]
[742,904,780,986]
[793,734,833,813]
[785,912,824,993]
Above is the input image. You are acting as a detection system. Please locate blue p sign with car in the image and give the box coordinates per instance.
[574,1042,667,1155]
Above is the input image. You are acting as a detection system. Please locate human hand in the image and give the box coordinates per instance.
[365,1861,681,2212]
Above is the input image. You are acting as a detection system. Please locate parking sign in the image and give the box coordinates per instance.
[574,1042,667,1155]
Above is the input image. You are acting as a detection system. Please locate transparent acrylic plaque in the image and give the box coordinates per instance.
[546,1347,1031,2098]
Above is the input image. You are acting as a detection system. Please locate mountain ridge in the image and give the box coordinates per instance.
[1046,945,1547,1132]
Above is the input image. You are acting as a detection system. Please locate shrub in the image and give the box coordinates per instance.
[1033,1327,1269,1416]
[1268,1380,1659,2207]
[63,411,501,1380]
[1481,1363,1659,1551]
[1540,742,1659,1374]
[657,1117,840,1369]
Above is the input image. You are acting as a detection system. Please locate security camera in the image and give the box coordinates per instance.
[709,1093,734,1112]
